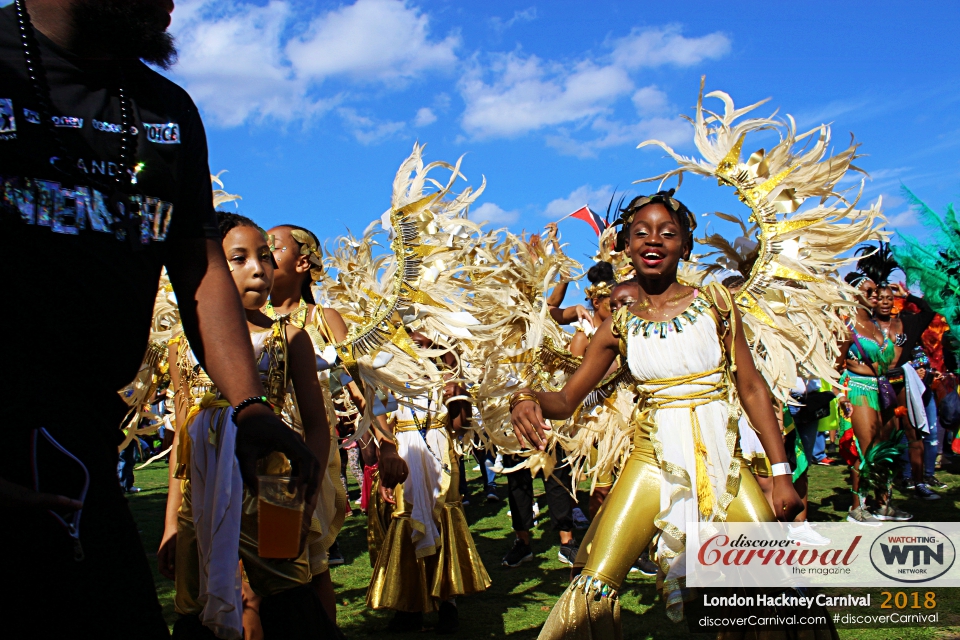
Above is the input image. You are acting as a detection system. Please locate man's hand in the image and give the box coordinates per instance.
[234,403,320,502]
[377,441,408,488]
[0,478,83,511]
[157,529,177,580]
[511,393,551,451]
[772,475,804,522]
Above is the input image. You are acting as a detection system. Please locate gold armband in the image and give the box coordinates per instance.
[509,391,540,412]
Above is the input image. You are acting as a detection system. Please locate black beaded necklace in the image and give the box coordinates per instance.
[14,0,139,194]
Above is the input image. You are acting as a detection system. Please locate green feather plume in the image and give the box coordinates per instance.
[890,187,960,336]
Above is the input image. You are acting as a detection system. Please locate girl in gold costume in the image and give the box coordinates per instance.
[264,223,409,624]
[366,331,491,634]
[158,212,336,640]
[511,194,806,637]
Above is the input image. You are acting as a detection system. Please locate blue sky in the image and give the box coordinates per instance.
[163,0,959,274]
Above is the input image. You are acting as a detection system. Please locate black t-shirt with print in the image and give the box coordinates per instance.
[0,5,218,437]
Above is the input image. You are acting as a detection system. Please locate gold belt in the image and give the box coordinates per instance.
[394,417,446,433]
[630,365,728,517]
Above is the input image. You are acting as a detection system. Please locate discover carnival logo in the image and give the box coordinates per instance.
[687,522,960,588]
[869,525,956,583]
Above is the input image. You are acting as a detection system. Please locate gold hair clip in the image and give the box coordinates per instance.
[585,281,614,299]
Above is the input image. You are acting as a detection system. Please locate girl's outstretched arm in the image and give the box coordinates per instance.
[511,317,619,451]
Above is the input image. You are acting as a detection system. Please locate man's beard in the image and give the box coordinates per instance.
[71,0,177,69]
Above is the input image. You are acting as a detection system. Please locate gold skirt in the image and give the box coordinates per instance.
[174,478,312,615]
[367,469,395,568]
[366,451,491,612]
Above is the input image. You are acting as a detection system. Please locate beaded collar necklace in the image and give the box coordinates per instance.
[15,0,138,191]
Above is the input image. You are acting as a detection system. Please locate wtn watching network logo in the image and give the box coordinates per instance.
[869,526,956,583]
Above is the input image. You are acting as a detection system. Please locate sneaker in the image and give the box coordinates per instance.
[502,539,534,568]
[847,507,882,526]
[387,610,423,633]
[327,541,345,566]
[872,504,913,522]
[472,465,481,472]
[485,491,500,503]
[788,521,832,545]
[125,487,142,494]
[915,483,941,501]
[435,601,459,635]
[571,507,590,530]
[558,543,579,566]
[461,497,471,506]
[631,551,658,576]
[816,457,838,466]
[896,477,917,492]
[924,475,949,490]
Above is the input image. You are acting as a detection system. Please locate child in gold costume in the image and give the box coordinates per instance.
[508,83,889,638]
[159,212,336,640]
[367,333,491,634]
[511,193,809,638]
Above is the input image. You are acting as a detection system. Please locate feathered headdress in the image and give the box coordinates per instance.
[855,241,899,286]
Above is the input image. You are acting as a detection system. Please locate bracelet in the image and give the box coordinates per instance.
[509,391,540,412]
[771,462,792,477]
[232,395,270,423]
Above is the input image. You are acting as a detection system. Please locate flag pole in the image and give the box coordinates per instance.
[553,204,590,225]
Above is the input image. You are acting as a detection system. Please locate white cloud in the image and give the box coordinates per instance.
[490,7,538,32]
[609,25,731,69]
[457,25,730,149]
[287,0,458,83]
[338,108,405,144]
[471,202,520,225]
[168,0,457,126]
[885,208,919,227]
[414,107,437,127]
[632,85,669,115]
[460,53,633,138]
[544,185,616,220]
[546,115,688,158]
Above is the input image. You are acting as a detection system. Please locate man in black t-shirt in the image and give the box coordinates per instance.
[0,2,320,638]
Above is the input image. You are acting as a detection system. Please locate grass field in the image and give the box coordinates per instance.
[129,454,960,639]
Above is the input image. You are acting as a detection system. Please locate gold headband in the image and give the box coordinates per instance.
[289,228,324,281]
[585,281,614,300]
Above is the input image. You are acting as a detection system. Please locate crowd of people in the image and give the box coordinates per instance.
[3,2,959,640]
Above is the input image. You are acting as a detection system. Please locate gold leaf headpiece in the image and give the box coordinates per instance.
[584,280,614,300]
[289,228,324,281]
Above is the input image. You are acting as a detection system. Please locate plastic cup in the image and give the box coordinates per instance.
[257,476,304,558]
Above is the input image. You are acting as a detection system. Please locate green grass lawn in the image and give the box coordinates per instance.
[129,454,960,638]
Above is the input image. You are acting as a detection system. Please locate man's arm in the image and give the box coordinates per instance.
[165,238,318,493]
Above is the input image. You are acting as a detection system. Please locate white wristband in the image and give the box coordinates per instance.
[771,462,792,477]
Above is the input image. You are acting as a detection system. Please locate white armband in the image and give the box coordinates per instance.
[771,462,792,477]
